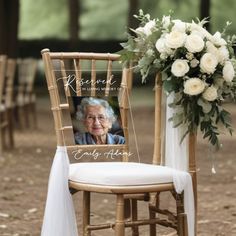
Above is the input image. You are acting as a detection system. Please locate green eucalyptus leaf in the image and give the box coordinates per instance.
[197,98,212,113]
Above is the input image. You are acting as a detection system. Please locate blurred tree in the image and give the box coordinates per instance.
[128,0,139,29]
[79,0,128,39]
[200,0,211,31]
[68,0,80,50]
[0,0,19,58]
[19,0,69,39]
[139,0,158,17]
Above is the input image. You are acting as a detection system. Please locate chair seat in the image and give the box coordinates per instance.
[69,162,175,186]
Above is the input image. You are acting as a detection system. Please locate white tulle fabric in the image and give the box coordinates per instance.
[41,146,78,236]
[165,93,195,236]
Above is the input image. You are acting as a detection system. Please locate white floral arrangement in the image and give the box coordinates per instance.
[120,10,236,148]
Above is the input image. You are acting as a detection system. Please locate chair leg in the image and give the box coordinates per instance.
[24,104,30,128]
[115,194,125,236]
[149,193,158,236]
[0,128,3,155]
[83,191,91,236]
[176,193,188,236]
[149,210,156,236]
[17,106,24,129]
[31,102,37,129]
[131,199,139,236]
[7,108,14,148]
[177,213,188,236]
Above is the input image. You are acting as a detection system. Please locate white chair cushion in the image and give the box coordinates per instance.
[69,162,175,186]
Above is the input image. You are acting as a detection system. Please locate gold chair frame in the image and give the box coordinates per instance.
[41,48,197,236]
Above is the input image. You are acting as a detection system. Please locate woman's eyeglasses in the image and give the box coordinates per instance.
[85,115,107,123]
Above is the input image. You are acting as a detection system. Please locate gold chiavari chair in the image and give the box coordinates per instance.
[4,59,17,148]
[16,58,38,129]
[0,55,7,154]
[41,49,197,236]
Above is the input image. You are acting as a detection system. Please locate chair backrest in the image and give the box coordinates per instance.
[0,55,7,106]
[17,58,38,105]
[41,49,132,161]
[5,59,16,108]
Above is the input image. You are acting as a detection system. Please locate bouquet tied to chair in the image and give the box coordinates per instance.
[120,10,236,148]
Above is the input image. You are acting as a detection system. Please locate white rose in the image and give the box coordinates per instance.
[185,34,205,53]
[211,31,227,46]
[184,78,205,95]
[200,53,218,74]
[155,38,166,53]
[155,37,174,56]
[171,59,190,77]
[223,61,235,82]
[206,41,218,55]
[165,31,187,49]
[191,30,205,39]
[135,20,156,36]
[162,15,171,29]
[202,86,218,101]
[218,46,229,64]
[190,23,212,40]
[172,20,187,32]
[143,20,156,36]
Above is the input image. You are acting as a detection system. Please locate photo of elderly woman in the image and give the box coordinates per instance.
[69,96,125,145]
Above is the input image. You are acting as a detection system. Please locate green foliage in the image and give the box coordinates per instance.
[120,10,236,148]
[80,0,128,40]
[19,0,236,40]
[19,0,69,39]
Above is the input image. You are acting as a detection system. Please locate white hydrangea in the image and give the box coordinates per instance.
[184,78,205,95]
[171,59,190,77]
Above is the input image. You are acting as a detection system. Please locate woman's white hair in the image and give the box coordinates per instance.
[76,97,116,123]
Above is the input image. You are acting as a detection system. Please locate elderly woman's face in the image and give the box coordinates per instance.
[84,105,112,137]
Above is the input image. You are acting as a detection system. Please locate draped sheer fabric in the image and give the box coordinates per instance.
[41,146,78,236]
[165,93,195,236]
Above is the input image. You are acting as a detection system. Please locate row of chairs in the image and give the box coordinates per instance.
[0,55,38,155]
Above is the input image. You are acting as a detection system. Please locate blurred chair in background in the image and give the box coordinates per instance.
[0,55,7,154]
[0,56,16,151]
[16,58,38,129]
[4,58,17,148]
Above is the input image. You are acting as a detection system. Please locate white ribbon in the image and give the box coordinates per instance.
[41,146,78,236]
[165,93,195,236]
